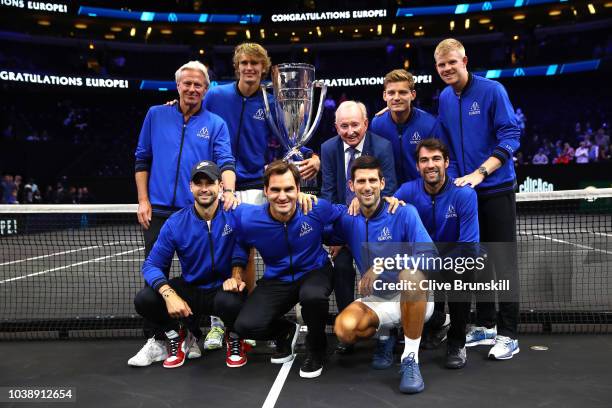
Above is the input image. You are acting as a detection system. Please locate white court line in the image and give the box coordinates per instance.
[0,247,144,284]
[530,234,612,256]
[262,359,295,408]
[0,240,129,267]
[590,232,612,238]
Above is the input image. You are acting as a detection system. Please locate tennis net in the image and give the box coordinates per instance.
[1,189,611,339]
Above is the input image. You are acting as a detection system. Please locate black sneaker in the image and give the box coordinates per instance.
[299,351,324,378]
[270,322,299,364]
[421,320,450,350]
[445,345,467,369]
[334,342,355,355]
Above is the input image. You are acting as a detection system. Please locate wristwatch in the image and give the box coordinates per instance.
[477,166,489,177]
[223,188,235,194]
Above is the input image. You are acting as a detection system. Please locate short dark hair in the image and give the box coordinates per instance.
[263,160,301,188]
[415,138,450,161]
[350,155,383,181]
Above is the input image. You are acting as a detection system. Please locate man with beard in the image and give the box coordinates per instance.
[132,161,247,369]
[394,138,479,369]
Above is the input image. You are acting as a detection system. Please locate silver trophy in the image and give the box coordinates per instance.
[261,63,327,163]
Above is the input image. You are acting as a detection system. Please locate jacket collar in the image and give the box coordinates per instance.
[422,176,451,198]
[175,102,203,117]
[235,81,262,99]
[191,201,220,221]
[266,202,299,224]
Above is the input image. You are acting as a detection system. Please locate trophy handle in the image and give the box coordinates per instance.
[261,84,291,153]
[300,80,328,148]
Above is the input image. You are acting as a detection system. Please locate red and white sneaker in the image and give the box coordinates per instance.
[163,328,195,369]
[226,335,248,368]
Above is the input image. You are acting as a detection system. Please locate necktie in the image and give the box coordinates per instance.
[345,147,357,205]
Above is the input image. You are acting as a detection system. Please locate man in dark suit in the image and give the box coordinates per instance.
[320,100,397,353]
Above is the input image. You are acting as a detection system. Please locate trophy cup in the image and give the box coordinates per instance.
[261,63,327,164]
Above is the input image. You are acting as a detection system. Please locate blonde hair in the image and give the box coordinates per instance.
[233,42,272,80]
[175,61,210,87]
[383,69,415,90]
[335,101,368,122]
[434,38,466,59]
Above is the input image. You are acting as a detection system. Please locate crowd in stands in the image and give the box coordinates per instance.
[0,174,93,204]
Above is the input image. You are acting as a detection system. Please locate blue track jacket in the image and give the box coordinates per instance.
[231,199,343,282]
[437,74,521,195]
[135,105,235,216]
[370,107,438,184]
[142,205,237,290]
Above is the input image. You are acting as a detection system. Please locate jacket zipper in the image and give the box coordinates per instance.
[458,95,466,175]
[398,129,404,183]
[207,219,215,274]
[431,195,437,239]
[234,97,246,163]
[283,223,294,281]
[171,122,187,207]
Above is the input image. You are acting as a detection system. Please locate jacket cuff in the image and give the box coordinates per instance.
[135,159,151,172]
[492,147,509,165]
[231,260,247,269]
[151,277,169,292]
[219,163,236,174]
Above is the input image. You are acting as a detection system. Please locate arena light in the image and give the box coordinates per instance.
[513,14,526,20]
[339,29,344,33]
[199,49,204,55]
[450,20,455,30]
[391,23,396,34]
[316,26,322,37]
[245,29,251,39]
[414,30,424,37]
[104,34,115,40]
[290,36,300,42]
[478,18,491,24]
[274,32,278,37]
[587,4,596,14]
[404,42,411,48]
[74,23,87,29]
[354,28,359,33]
[465,18,470,29]
[130,27,136,37]
[260,28,266,39]
[291,31,295,35]
[88,43,94,50]
[303,47,308,53]
[226,30,237,36]
[146,26,152,36]
[403,59,410,70]
[548,10,561,16]
[376,24,381,35]
[513,35,519,40]
[37,20,51,26]
[605,2,612,8]
[110,26,122,32]
[160,29,172,35]
[193,29,205,35]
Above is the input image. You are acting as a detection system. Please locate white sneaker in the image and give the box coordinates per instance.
[465,325,497,347]
[488,335,520,360]
[188,340,202,359]
[245,339,257,347]
[127,337,168,367]
[204,326,224,350]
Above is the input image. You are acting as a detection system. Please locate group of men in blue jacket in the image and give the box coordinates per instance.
[129,37,521,394]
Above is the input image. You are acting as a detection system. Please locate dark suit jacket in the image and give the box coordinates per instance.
[320,131,397,204]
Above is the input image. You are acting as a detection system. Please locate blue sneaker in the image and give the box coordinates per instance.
[399,353,424,394]
[465,325,496,347]
[488,335,520,360]
[371,335,396,370]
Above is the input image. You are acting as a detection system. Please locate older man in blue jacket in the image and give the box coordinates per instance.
[434,38,521,360]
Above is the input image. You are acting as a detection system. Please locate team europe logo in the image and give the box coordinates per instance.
[410,131,421,144]
[299,222,313,237]
[468,101,481,116]
[197,127,210,139]
[377,226,392,241]
[445,205,457,218]
[222,224,233,237]
[253,108,266,121]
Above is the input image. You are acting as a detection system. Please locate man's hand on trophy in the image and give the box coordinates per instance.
[298,191,318,214]
[164,99,178,106]
[296,154,320,181]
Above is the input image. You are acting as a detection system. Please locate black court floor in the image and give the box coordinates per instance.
[1,335,611,408]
